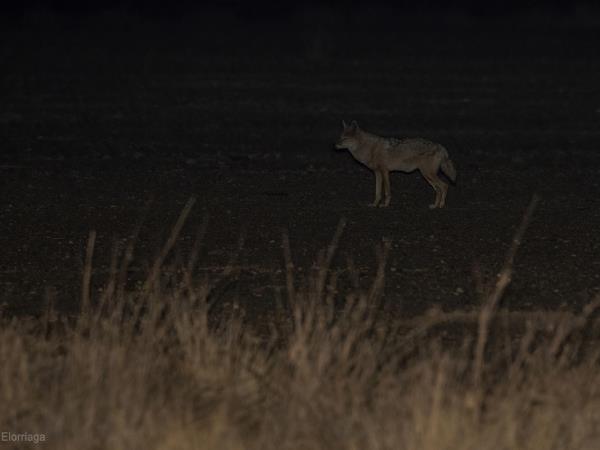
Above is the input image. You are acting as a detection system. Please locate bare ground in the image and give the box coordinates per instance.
[1,12,599,322]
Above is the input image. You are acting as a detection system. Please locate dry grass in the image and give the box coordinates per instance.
[1,198,600,449]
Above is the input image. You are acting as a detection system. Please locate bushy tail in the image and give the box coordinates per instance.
[439,147,456,183]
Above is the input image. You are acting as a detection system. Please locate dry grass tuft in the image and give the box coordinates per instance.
[1,198,600,449]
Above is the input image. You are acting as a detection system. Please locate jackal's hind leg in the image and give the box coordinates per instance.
[369,171,382,207]
[422,172,443,209]
[438,180,448,208]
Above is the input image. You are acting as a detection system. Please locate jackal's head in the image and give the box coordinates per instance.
[335,120,360,151]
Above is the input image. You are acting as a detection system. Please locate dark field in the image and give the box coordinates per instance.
[3,10,600,449]
[1,10,599,320]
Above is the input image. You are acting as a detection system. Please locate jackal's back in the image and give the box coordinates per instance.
[387,137,441,156]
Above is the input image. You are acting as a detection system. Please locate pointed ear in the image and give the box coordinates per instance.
[342,120,348,129]
[350,120,358,130]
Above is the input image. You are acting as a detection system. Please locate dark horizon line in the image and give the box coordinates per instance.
[2,0,598,17]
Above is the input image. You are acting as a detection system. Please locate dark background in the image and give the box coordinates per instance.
[2,0,598,19]
[1,0,599,319]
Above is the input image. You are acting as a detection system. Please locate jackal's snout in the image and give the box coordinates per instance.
[335,120,359,150]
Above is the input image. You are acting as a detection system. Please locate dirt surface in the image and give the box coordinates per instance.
[1,12,599,319]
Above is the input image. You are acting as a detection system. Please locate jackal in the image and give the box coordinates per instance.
[335,121,456,208]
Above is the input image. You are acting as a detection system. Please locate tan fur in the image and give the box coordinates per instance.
[335,121,456,209]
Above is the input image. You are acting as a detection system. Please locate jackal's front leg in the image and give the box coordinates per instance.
[381,170,391,207]
[369,171,382,207]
